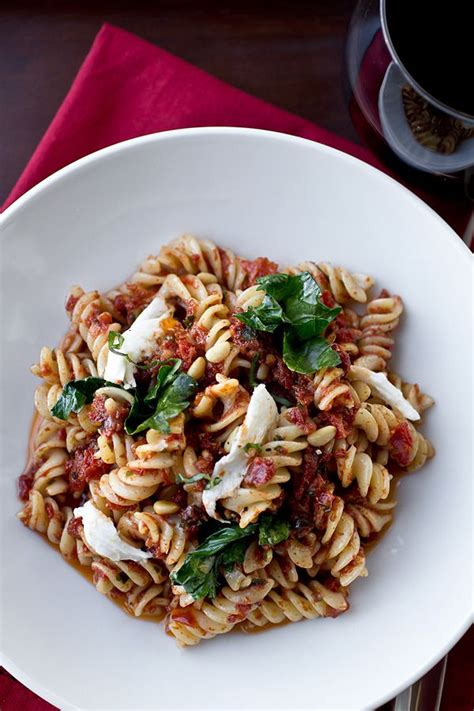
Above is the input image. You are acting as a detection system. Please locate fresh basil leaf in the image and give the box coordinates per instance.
[170,524,257,599]
[144,359,182,404]
[244,442,263,454]
[258,514,291,546]
[123,387,152,434]
[179,524,257,561]
[249,353,260,388]
[108,331,126,355]
[254,271,340,341]
[271,394,293,407]
[125,359,197,435]
[283,272,341,340]
[108,331,157,369]
[220,538,249,572]
[283,330,340,374]
[205,476,222,490]
[235,294,285,333]
[51,377,125,420]
[256,273,292,301]
[175,472,211,485]
[171,554,219,600]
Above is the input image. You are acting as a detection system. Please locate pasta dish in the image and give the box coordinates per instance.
[18,235,434,646]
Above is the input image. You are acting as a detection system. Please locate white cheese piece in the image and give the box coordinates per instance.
[349,366,420,421]
[202,384,278,519]
[104,294,172,389]
[73,500,152,562]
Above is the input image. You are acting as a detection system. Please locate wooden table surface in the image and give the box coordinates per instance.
[0,1,472,709]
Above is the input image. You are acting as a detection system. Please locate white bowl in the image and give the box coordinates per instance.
[0,128,472,711]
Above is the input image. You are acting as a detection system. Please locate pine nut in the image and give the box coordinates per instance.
[153,500,180,515]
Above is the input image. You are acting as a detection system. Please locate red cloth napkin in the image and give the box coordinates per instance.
[1,22,471,711]
[0,669,56,711]
[2,22,471,239]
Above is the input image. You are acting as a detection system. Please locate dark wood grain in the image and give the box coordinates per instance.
[0,2,471,709]
[0,0,357,204]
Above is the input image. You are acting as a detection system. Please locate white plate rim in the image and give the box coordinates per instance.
[0,127,472,711]
[1,126,472,268]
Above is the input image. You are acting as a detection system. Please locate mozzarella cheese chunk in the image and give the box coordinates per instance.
[104,294,171,389]
[73,500,152,562]
[202,384,278,519]
[349,366,420,421]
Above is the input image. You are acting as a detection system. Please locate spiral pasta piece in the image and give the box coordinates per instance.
[95,431,135,467]
[354,294,403,371]
[222,466,290,528]
[18,492,94,566]
[405,425,435,473]
[242,579,349,629]
[194,292,239,368]
[99,415,187,508]
[66,286,122,375]
[167,579,274,646]
[99,464,169,509]
[346,498,396,538]
[317,263,374,303]
[125,583,170,618]
[388,374,434,415]
[31,347,97,386]
[311,511,367,586]
[193,375,250,435]
[335,442,391,504]
[129,510,188,566]
[28,419,69,496]
[157,235,249,292]
[313,368,356,411]
[353,403,400,446]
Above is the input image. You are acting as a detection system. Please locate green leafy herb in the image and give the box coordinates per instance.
[125,359,197,435]
[175,472,211,485]
[235,294,285,333]
[171,516,291,600]
[234,271,341,375]
[244,442,263,454]
[255,273,294,301]
[220,538,250,572]
[170,524,257,599]
[283,330,340,374]
[258,514,291,546]
[108,331,126,356]
[281,272,341,340]
[107,331,160,370]
[143,359,182,404]
[271,394,293,407]
[249,352,260,388]
[50,377,123,420]
[205,476,222,490]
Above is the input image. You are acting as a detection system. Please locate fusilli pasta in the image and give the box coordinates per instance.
[17,235,434,646]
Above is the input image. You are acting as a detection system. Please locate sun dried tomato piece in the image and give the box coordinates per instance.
[243,457,276,487]
[319,408,355,439]
[285,406,316,433]
[65,442,112,493]
[389,421,414,467]
[240,257,278,286]
[18,463,38,501]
